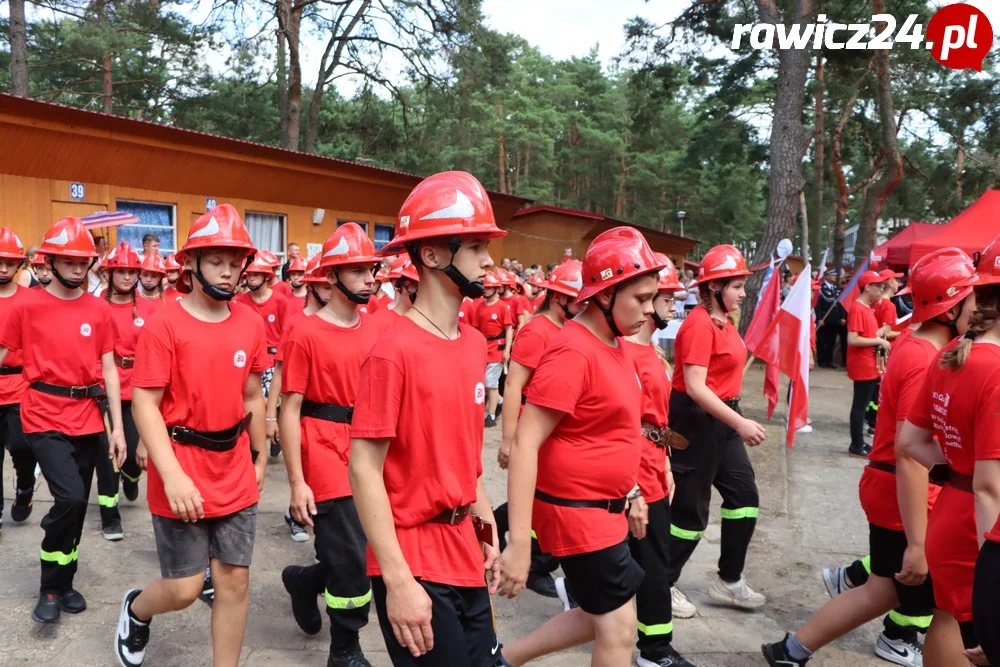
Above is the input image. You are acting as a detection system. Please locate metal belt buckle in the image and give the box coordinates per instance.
[644,427,662,444]
[168,426,182,441]
[446,507,463,525]
[69,385,88,399]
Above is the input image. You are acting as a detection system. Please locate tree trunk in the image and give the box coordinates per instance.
[497,119,508,194]
[956,143,964,201]
[811,52,825,267]
[277,0,302,150]
[277,28,289,146]
[853,1,904,268]
[740,0,815,333]
[8,0,29,97]
[799,190,809,265]
[95,0,113,113]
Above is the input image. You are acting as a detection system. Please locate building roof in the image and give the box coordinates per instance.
[514,204,700,247]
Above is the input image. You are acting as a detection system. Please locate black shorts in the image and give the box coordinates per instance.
[973,540,1000,664]
[559,538,644,616]
[371,577,500,667]
[869,523,935,615]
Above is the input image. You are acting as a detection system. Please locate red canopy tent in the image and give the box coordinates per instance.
[871,222,940,268]
[909,190,1000,265]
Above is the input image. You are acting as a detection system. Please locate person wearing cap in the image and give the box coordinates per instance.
[115,204,268,667]
[763,248,976,667]
[493,259,585,600]
[279,223,381,667]
[815,268,843,368]
[285,255,309,308]
[137,253,167,305]
[0,228,38,535]
[349,171,508,666]
[0,217,127,624]
[895,235,1000,667]
[475,272,514,429]
[497,227,661,665]
[665,244,767,617]
[847,271,891,458]
[366,253,420,337]
[162,254,183,303]
[875,268,904,345]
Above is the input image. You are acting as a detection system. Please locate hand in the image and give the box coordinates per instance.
[136,440,148,471]
[628,495,649,539]
[667,469,676,505]
[254,458,267,492]
[386,577,434,658]
[497,540,531,599]
[289,480,317,527]
[963,645,988,666]
[737,418,767,447]
[163,470,204,522]
[483,541,502,594]
[110,428,127,469]
[895,544,928,586]
[497,438,512,470]
[879,338,892,350]
[265,419,279,447]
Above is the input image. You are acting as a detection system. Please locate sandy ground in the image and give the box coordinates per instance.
[0,365,891,666]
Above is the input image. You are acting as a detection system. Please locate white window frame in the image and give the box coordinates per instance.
[246,211,288,261]
[115,199,178,252]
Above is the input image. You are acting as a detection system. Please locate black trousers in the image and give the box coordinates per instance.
[850,380,877,448]
[93,431,121,526]
[0,403,36,520]
[493,502,559,578]
[667,392,759,585]
[118,401,142,486]
[837,326,848,367]
[630,498,674,660]
[974,540,1000,666]
[29,431,100,593]
[816,324,837,367]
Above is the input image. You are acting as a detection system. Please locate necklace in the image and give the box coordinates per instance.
[412,306,453,340]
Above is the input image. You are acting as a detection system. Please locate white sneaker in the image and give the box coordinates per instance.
[796,424,813,433]
[822,566,851,598]
[875,632,923,667]
[670,587,696,618]
[707,577,766,609]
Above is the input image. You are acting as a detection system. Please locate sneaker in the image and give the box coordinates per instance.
[122,477,140,502]
[485,415,497,428]
[848,443,872,459]
[198,574,214,607]
[11,488,33,522]
[671,587,697,618]
[32,591,60,624]
[636,646,696,666]
[874,632,923,667]
[822,567,851,598]
[526,573,558,598]
[116,588,150,667]
[60,589,87,613]
[270,440,282,458]
[327,638,373,667]
[762,634,809,666]
[708,577,766,609]
[103,518,125,541]
[554,576,578,612]
[795,424,813,434]
[281,566,322,636]
[285,512,310,542]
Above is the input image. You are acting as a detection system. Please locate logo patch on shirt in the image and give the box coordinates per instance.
[600,268,614,281]
[474,382,485,405]
[133,317,144,327]
[267,313,276,323]
[79,323,92,337]
[459,311,465,318]
[233,350,247,368]
[491,313,498,320]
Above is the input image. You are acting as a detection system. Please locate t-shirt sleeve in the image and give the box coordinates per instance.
[848,304,868,334]
[677,316,713,369]
[511,329,546,369]
[975,381,1000,461]
[133,320,173,388]
[248,317,270,374]
[895,356,929,424]
[502,304,515,327]
[350,354,404,439]
[0,300,24,353]
[906,367,935,430]
[525,344,588,414]
[281,333,311,395]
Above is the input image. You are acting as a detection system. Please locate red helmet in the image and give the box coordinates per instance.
[484,272,503,289]
[514,274,525,292]
[496,268,516,288]
[258,249,282,268]
[380,171,506,256]
[286,256,308,273]
[374,266,390,283]
[955,233,1000,288]
[140,252,166,275]
[303,254,326,284]
[39,217,98,259]
[542,259,583,298]
[908,248,975,323]
[654,252,683,292]
[318,223,379,269]
[164,254,182,272]
[695,244,751,285]
[244,255,275,276]
[528,273,547,288]
[0,227,26,260]
[176,204,255,262]
[577,227,666,303]
[102,241,142,271]
[30,250,47,267]
[388,253,419,282]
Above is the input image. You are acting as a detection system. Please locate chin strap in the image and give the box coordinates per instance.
[290,280,303,289]
[192,252,253,302]
[331,267,372,305]
[651,310,670,330]
[593,286,623,337]
[309,285,328,308]
[395,279,417,304]
[435,236,485,299]
[50,257,96,290]
[0,276,12,285]
[247,279,265,292]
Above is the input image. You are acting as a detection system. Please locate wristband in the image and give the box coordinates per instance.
[265,417,278,423]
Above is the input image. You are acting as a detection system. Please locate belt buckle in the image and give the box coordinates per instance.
[345,406,354,423]
[607,498,626,514]
[69,385,87,399]
[168,426,181,441]
[645,427,662,444]
[447,507,463,525]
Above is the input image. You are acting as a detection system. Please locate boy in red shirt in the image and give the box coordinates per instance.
[847,271,891,458]
[29,250,52,288]
[285,255,309,308]
[349,171,507,666]
[0,217,126,624]
[0,228,38,532]
[366,253,419,337]
[258,249,293,299]
[137,253,166,306]
[115,204,268,667]
[280,223,380,666]
[161,254,183,303]
[876,268,904,344]
[458,296,478,326]
[475,272,513,428]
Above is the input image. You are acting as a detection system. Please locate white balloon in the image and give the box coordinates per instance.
[776,238,793,259]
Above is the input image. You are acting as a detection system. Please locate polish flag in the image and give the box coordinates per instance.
[750,264,812,447]
[744,256,783,420]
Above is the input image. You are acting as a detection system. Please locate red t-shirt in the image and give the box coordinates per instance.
[137,293,165,310]
[162,285,184,303]
[458,297,477,327]
[272,280,293,299]
[287,293,307,312]
[526,321,642,557]
[623,339,671,504]
[107,297,161,401]
[375,291,391,308]
[365,305,403,338]
[876,298,897,328]
[847,301,880,381]
[860,334,941,530]
[531,295,545,312]
[474,299,514,363]
[276,309,309,364]
[133,301,268,518]
[510,315,561,371]
[0,290,114,435]
[0,286,29,405]
[672,306,746,400]
[351,316,488,588]
[235,290,288,365]
[283,314,378,502]
[503,295,526,330]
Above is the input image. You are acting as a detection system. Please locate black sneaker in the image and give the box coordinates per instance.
[526,573,558,598]
[198,574,214,607]
[282,566,322,635]
[122,477,140,502]
[32,591,61,624]
[116,588,150,667]
[762,634,809,666]
[60,589,87,613]
[848,443,872,459]
[270,440,282,458]
[327,638,372,667]
[636,646,697,667]
[103,518,125,541]
[11,488,33,522]
[485,415,497,428]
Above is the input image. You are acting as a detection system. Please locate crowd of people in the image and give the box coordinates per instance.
[0,169,997,667]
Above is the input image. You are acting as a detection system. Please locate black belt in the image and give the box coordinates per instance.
[300,399,353,424]
[30,381,105,400]
[267,347,278,355]
[0,365,23,376]
[535,489,627,514]
[114,353,134,369]
[168,413,253,453]
[869,460,946,486]
[428,504,471,525]
[947,468,973,493]
[722,396,741,409]
[868,461,896,474]
[486,333,505,341]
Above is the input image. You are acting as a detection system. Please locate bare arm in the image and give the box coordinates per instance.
[349,437,410,586]
[100,350,127,466]
[973,459,1000,549]
[503,325,513,365]
[280,392,316,525]
[470,476,501,593]
[0,346,9,368]
[244,373,267,489]
[498,361,531,469]
[848,330,889,348]
[265,361,282,443]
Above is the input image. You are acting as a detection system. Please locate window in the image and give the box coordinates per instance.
[115,201,176,254]
[374,224,394,251]
[246,211,287,260]
[338,219,368,234]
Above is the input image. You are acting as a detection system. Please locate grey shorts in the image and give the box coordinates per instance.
[485,362,503,389]
[151,503,258,579]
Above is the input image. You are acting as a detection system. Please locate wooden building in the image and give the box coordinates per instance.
[503,205,698,270]
[0,94,530,260]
